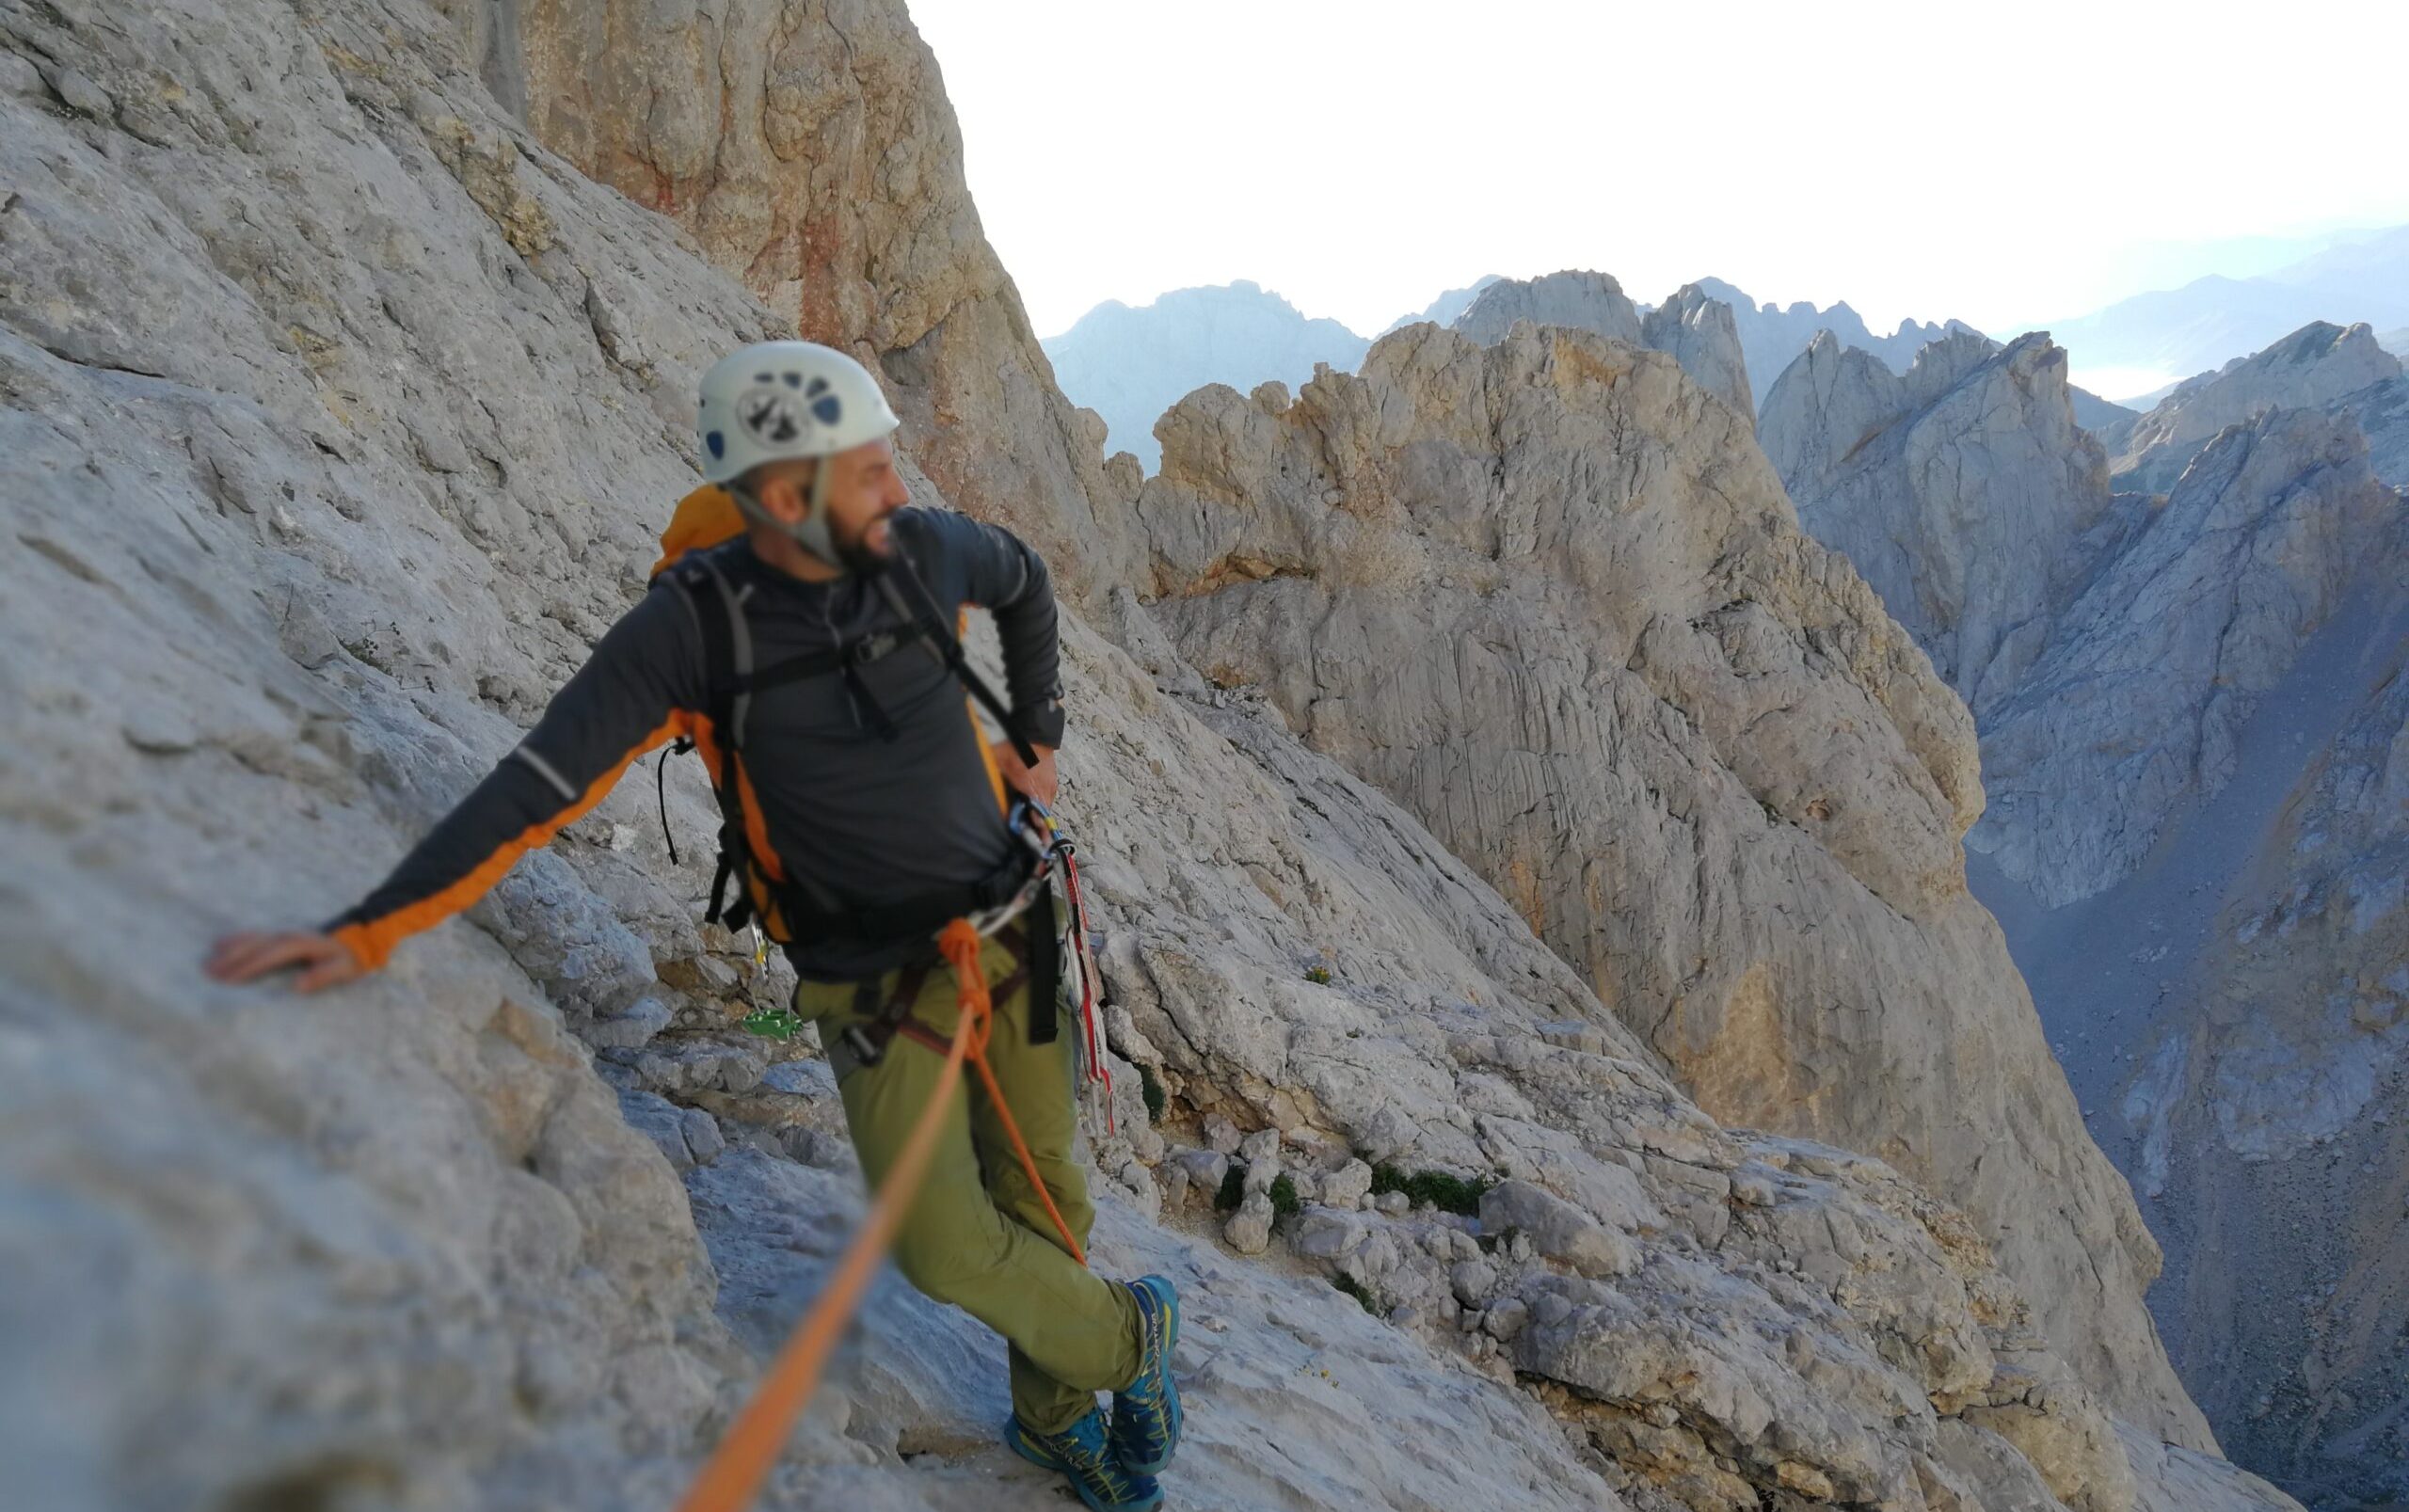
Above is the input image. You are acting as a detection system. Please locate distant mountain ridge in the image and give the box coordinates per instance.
[1042,280,1370,470]
[2037,224,2409,395]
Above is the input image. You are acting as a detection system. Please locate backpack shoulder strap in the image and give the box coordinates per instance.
[665,554,752,749]
[873,568,1039,767]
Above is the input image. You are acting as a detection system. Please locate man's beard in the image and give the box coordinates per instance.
[830,513,897,577]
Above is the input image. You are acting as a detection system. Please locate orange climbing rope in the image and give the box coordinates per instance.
[675,919,1085,1512]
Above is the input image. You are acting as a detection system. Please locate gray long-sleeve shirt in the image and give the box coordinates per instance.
[328,507,1064,982]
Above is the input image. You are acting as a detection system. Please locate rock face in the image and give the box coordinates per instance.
[2111,322,2402,492]
[2347,369,2409,484]
[1768,316,2407,1504]
[2139,617,2409,1511]
[455,0,1136,602]
[1761,329,2116,713]
[1972,410,2393,905]
[1454,268,1643,345]
[1762,324,2397,909]
[1125,321,2217,1448]
[1993,565,2409,1512]
[1042,281,1370,470]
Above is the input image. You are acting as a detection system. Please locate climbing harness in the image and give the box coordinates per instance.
[677,809,1111,1512]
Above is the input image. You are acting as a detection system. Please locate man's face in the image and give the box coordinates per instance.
[757,438,910,566]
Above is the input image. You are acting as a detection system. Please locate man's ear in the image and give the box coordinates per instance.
[752,464,813,525]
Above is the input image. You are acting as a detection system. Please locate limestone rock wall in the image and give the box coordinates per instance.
[1,0,775,1502]
[1972,410,2393,905]
[1765,315,2407,1504]
[437,0,1138,603]
[2151,622,2409,1506]
[1125,321,2215,1447]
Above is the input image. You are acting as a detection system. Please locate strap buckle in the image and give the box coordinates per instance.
[839,1022,886,1071]
[851,630,899,666]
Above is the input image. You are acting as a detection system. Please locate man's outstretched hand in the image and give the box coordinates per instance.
[206,931,366,993]
[992,740,1059,807]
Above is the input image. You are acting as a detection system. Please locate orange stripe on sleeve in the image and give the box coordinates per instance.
[332,715,690,972]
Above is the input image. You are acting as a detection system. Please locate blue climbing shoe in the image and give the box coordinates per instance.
[1006,1409,1163,1511]
[1110,1274,1183,1475]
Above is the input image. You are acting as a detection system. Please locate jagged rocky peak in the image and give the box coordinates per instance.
[1126,319,2226,1451]
[2113,320,2403,492]
[1453,268,1644,345]
[1762,327,2112,708]
[1690,276,1985,409]
[1639,281,1754,422]
[1756,329,1908,485]
[1973,406,2394,906]
[1902,326,2011,406]
[1456,271,1751,423]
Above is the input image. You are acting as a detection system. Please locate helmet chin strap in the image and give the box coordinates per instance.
[733,468,845,568]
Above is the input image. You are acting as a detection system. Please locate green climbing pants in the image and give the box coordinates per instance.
[793,932,1142,1435]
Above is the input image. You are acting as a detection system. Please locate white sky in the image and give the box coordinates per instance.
[908,0,2409,344]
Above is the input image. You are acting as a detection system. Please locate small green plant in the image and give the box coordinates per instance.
[1370,1164,1492,1217]
[1214,1164,1248,1212]
[1304,964,1333,985]
[741,1006,804,1041]
[1331,1272,1380,1313]
[1268,1172,1301,1221]
[1136,1063,1168,1123]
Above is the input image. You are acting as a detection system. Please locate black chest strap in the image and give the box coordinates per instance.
[654,558,1045,981]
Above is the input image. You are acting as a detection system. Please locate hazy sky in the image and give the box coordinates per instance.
[910,0,2409,352]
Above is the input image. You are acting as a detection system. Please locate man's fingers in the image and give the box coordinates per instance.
[206,933,287,981]
[207,932,344,986]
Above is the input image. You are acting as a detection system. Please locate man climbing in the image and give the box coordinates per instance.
[206,341,1181,1512]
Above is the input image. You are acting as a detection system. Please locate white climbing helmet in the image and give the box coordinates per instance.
[695,340,899,486]
[696,340,901,565]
